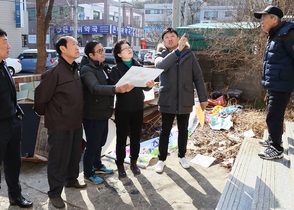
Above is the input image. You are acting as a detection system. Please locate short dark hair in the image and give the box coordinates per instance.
[161,27,178,39]
[0,28,7,37]
[55,36,71,56]
[113,39,131,63]
[84,41,100,57]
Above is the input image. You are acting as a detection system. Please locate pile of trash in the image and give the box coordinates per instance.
[142,89,294,170]
[187,89,267,169]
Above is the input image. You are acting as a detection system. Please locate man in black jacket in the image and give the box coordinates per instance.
[254,6,294,159]
[34,36,87,208]
[0,28,33,208]
[80,41,133,184]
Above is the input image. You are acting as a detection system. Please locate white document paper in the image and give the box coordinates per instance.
[190,154,216,168]
[143,88,155,102]
[116,66,163,87]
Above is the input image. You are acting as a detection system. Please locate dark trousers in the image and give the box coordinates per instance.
[83,118,108,177]
[0,116,22,198]
[266,91,291,151]
[47,127,82,198]
[115,110,143,165]
[158,113,190,161]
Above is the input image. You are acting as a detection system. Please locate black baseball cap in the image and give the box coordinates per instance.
[254,6,284,19]
[161,28,178,39]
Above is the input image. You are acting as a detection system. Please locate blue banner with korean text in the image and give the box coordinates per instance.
[55,25,111,35]
[54,24,144,37]
[15,0,21,28]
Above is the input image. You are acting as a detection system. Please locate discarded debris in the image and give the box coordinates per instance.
[190,154,216,168]
[142,101,294,171]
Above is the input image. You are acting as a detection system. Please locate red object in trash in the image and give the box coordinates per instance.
[208,95,226,106]
[140,38,147,49]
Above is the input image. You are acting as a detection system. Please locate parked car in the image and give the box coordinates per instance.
[138,49,149,64]
[18,49,58,73]
[104,47,115,64]
[5,58,22,76]
[143,50,156,65]
[75,47,85,66]
[133,50,140,62]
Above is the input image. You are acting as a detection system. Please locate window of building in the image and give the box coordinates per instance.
[78,7,84,13]
[204,11,218,20]
[225,11,233,17]
[52,6,69,18]
[22,0,26,10]
[145,9,161,14]
[59,7,64,16]
[28,8,36,21]
[152,9,160,14]
[109,15,115,21]
[163,9,172,16]
[22,35,28,47]
[134,16,141,27]
[93,11,100,19]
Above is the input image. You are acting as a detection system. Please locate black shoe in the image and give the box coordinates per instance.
[117,165,127,179]
[64,181,87,189]
[258,145,284,160]
[50,196,65,209]
[259,139,272,147]
[9,195,33,208]
[259,139,283,147]
[130,159,141,176]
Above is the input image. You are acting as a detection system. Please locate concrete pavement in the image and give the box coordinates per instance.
[1,117,229,209]
[0,149,229,210]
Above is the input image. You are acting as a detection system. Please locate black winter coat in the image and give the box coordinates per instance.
[108,60,151,112]
[80,59,116,120]
[34,57,83,131]
[262,21,294,92]
[155,47,207,114]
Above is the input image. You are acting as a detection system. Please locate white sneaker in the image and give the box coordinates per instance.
[155,160,165,173]
[179,157,190,169]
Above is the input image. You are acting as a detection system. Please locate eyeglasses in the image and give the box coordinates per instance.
[94,48,105,54]
[121,46,132,52]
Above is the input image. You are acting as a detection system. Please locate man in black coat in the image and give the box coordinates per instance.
[0,28,33,208]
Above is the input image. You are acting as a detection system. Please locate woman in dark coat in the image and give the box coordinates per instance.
[108,39,154,179]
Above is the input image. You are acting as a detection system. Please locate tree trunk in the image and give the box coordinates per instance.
[35,0,54,74]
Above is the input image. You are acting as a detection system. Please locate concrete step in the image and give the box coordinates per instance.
[285,121,294,207]
[251,145,291,209]
[217,121,294,210]
[216,137,262,210]
[251,122,293,209]
[286,121,294,177]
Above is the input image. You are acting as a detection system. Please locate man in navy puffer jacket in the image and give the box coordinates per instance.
[254,6,294,159]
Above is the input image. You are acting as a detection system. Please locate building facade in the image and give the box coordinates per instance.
[199,5,237,23]
[26,0,144,52]
[143,3,172,49]
[0,0,28,58]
